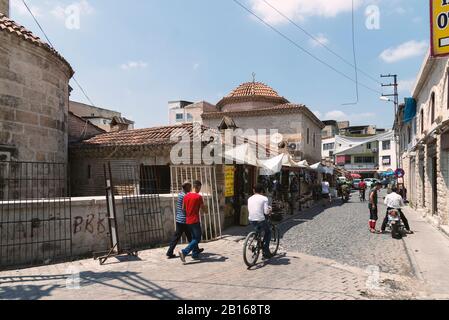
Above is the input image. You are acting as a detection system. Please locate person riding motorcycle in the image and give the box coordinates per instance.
[341,182,350,202]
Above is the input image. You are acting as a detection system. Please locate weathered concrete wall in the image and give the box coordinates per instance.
[0,27,72,163]
[0,195,178,266]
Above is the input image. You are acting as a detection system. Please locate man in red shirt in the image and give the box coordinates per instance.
[359,180,367,202]
[179,180,207,263]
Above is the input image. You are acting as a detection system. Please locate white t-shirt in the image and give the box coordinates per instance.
[248,194,270,222]
[321,181,330,194]
[384,192,404,209]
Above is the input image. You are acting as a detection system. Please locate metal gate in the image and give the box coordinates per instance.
[170,166,221,242]
[111,163,165,251]
[0,161,72,270]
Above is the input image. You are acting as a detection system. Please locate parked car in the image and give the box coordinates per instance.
[364,178,375,188]
[353,179,362,190]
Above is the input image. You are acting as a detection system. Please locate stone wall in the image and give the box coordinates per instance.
[0,195,179,266]
[0,28,72,163]
[203,112,322,163]
[0,0,8,17]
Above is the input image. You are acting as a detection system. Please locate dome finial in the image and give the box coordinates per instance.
[252,72,256,83]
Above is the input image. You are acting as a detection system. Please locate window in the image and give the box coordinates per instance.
[329,151,334,157]
[345,156,351,164]
[382,140,391,150]
[367,143,372,150]
[431,92,435,124]
[354,156,375,164]
[323,143,335,151]
[313,132,316,148]
[186,113,193,121]
[176,113,184,121]
[421,109,424,133]
[307,128,310,145]
[407,126,412,144]
[382,156,391,165]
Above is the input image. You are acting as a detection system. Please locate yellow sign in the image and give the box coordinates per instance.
[431,0,449,57]
[225,166,235,198]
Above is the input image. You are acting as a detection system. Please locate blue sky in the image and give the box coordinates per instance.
[10,0,429,129]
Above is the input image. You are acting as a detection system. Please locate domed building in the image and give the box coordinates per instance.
[202,80,325,164]
[0,0,74,163]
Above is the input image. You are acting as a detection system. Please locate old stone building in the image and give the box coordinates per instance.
[0,1,74,163]
[201,81,324,164]
[398,51,449,235]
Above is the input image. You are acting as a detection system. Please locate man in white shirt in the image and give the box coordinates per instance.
[321,179,331,206]
[381,188,412,233]
[248,183,272,259]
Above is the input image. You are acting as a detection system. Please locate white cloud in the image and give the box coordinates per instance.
[51,0,95,20]
[398,78,415,94]
[309,33,329,47]
[11,0,43,17]
[121,61,148,70]
[193,63,200,70]
[249,0,363,25]
[380,40,428,63]
[325,110,375,122]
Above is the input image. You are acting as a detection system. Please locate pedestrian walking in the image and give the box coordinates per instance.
[368,182,383,233]
[321,178,331,206]
[179,180,207,264]
[166,181,203,259]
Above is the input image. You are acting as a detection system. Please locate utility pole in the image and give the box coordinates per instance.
[380,74,400,170]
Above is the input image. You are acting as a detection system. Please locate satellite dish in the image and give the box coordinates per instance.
[288,143,297,150]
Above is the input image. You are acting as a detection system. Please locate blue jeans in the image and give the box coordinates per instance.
[250,220,271,256]
[182,223,202,258]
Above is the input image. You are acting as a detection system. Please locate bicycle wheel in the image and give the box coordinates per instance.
[243,232,261,267]
[269,225,280,257]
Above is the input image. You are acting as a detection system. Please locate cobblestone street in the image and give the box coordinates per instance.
[0,190,433,300]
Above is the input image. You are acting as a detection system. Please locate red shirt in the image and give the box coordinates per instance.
[359,182,367,189]
[183,192,204,225]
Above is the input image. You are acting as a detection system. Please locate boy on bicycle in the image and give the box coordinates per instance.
[248,183,272,259]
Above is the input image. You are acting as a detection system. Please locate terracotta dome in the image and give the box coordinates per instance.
[217,81,289,108]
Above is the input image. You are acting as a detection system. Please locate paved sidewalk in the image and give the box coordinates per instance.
[402,206,449,299]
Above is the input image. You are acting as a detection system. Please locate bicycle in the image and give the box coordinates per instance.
[243,216,280,268]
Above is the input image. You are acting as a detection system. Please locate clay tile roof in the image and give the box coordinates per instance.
[111,116,135,125]
[217,81,289,108]
[78,123,209,148]
[0,13,73,76]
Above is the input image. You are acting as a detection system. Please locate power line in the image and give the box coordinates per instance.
[232,0,383,96]
[21,0,97,108]
[262,0,382,85]
[342,0,359,106]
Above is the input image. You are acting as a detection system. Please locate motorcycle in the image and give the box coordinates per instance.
[386,209,406,239]
[341,187,350,203]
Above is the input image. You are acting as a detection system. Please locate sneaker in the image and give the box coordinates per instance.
[192,256,201,261]
[198,248,205,253]
[178,251,186,264]
[166,254,176,259]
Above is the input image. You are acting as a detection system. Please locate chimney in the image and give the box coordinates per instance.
[0,0,9,17]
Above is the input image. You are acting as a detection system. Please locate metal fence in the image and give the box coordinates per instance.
[0,161,72,269]
[112,164,165,251]
[170,166,221,242]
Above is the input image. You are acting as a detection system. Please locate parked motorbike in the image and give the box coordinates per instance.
[387,209,406,239]
[341,188,350,203]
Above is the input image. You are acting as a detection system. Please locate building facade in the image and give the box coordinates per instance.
[1,3,74,163]
[69,101,134,132]
[398,52,449,233]
[333,131,397,178]
[201,81,324,164]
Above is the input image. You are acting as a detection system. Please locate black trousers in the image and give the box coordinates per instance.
[167,222,192,256]
[381,208,410,231]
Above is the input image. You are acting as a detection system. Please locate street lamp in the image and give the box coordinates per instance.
[379,96,393,103]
